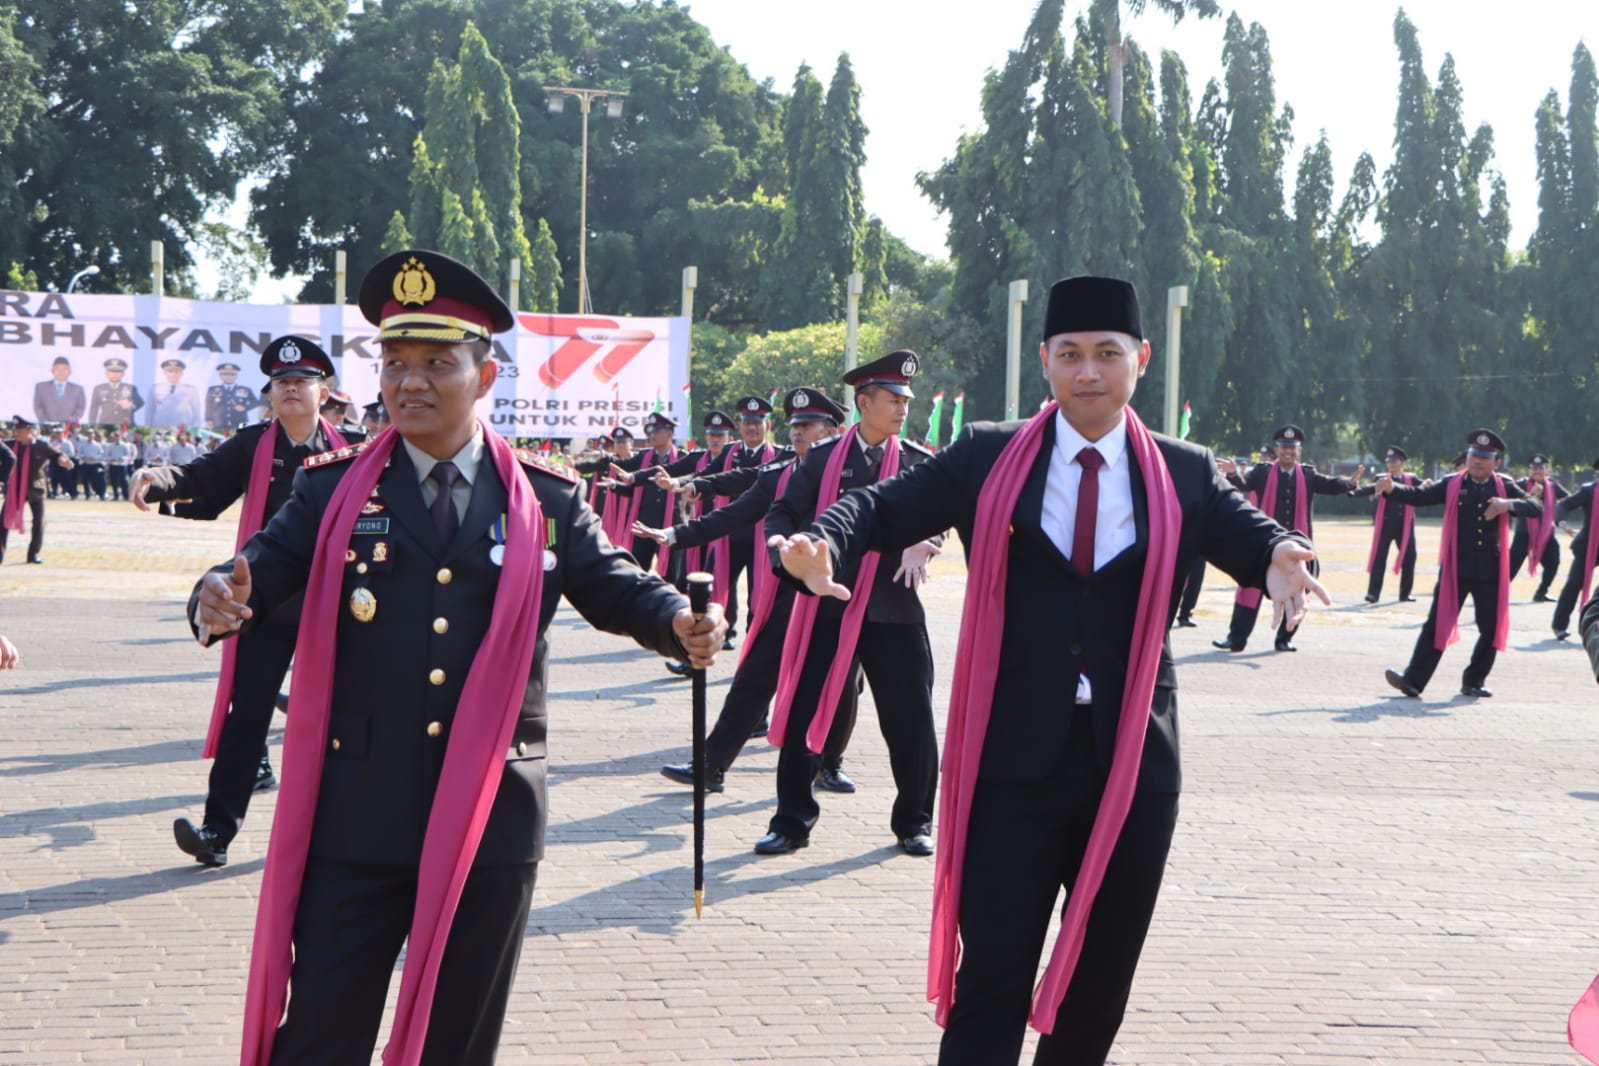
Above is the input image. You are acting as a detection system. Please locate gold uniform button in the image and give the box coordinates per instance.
[356,562,369,575]
[429,668,446,685]
[433,617,449,635]
[436,567,453,584]
[426,721,443,738]
[330,738,341,751]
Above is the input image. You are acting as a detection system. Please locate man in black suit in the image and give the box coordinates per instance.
[1380,429,1540,700]
[136,336,358,867]
[191,249,727,1066]
[0,415,75,564]
[772,277,1322,1066]
[1212,424,1359,651]
[1507,453,1568,602]
[758,352,944,858]
[1350,445,1421,603]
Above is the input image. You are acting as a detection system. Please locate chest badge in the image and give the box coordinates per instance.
[349,587,377,623]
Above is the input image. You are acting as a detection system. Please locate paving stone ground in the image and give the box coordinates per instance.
[1,498,1598,1064]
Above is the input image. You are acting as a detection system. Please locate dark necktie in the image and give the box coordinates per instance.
[1072,447,1104,577]
[430,461,460,547]
[865,444,884,480]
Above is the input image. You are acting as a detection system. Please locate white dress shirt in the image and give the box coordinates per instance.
[405,428,484,522]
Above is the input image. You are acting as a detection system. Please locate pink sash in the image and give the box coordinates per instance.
[1570,973,1599,1061]
[1235,464,1304,609]
[927,406,1180,1034]
[1365,474,1415,575]
[1583,489,1599,610]
[769,427,899,754]
[1527,478,1556,575]
[712,443,771,608]
[737,464,796,669]
[1434,473,1511,652]
[1233,489,1263,610]
[2,444,25,533]
[239,422,544,1066]
[623,447,677,576]
[204,419,348,759]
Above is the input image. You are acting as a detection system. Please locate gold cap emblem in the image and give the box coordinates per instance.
[392,256,437,308]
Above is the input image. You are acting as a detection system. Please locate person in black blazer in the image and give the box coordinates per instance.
[192,249,727,1066]
[1506,454,1568,603]
[758,353,944,858]
[772,277,1320,1066]
[1350,445,1422,603]
[0,416,75,564]
[1551,461,1599,639]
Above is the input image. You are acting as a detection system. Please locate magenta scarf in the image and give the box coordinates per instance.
[1570,973,1599,1060]
[1234,464,1304,610]
[927,406,1180,1034]
[1527,478,1556,576]
[1233,488,1264,610]
[736,464,796,669]
[769,427,899,753]
[1434,473,1511,653]
[2,443,26,533]
[1583,491,1599,610]
[204,419,348,759]
[711,443,771,609]
[1365,474,1415,576]
[240,422,544,1066]
[623,446,678,576]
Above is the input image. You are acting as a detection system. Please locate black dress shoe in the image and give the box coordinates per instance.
[722,638,736,652]
[664,660,692,677]
[274,691,289,713]
[1211,638,1244,652]
[26,557,42,565]
[1533,591,1551,603]
[1274,641,1297,652]
[1363,594,1378,604]
[1459,685,1493,698]
[173,818,228,867]
[253,757,277,793]
[1555,629,1572,641]
[660,763,725,793]
[899,833,935,857]
[815,767,856,793]
[1384,669,1421,699]
[1399,595,1418,602]
[1175,615,1198,628]
[753,831,808,855]
[750,718,769,739]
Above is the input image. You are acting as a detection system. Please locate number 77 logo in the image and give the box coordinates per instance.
[517,314,655,388]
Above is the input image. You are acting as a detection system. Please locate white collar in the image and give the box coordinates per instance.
[403,426,485,487]
[1053,411,1127,469]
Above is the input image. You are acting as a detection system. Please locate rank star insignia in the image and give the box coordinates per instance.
[393,256,437,307]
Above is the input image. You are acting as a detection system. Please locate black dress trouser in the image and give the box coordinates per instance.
[938,710,1180,1066]
[1366,527,1418,600]
[1176,555,1205,618]
[0,494,46,562]
[1507,526,1559,596]
[704,590,856,774]
[1400,578,1502,692]
[768,617,937,841]
[1554,538,1590,632]
[270,856,538,1066]
[205,618,297,845]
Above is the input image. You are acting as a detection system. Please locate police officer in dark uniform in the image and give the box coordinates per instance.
[1507,453,1568,602]
[0,416,75,564]
[136,337,362,866]
[607,411,683,578]
[206,362,260,429]
[190,248,726,1065]
[643,388,860,792]
[1381,429,1540,699]
[88,357,145,425]
[1351,445,1420,603]
[1551,458,1599,640]
[1213,424,1360,651]
[360,399,389,436]
[758,352,943,856]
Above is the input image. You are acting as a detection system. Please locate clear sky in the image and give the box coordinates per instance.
[681,0,1596,257]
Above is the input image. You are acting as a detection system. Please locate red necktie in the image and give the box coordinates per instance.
[1072,447,1103,577]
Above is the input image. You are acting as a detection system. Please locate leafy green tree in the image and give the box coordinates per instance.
[1087,0,1220,126]
[718,321,886,442]
[525,217,562,313]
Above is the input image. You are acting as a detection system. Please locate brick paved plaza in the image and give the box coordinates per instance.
[2,499,1598,1064]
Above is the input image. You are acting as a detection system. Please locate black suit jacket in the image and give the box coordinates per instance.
[1236,461,1354,539]
[809,419,1296,792]
[144,421,366,523]
[190,443,688,866]
[0,439,68,499]
[1385,472,1540,581]
[765,434,937,625]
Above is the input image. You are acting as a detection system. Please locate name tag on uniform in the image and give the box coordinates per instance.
[353,517,390,534]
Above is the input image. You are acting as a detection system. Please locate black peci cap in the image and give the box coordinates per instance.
[1042,276,1143,342]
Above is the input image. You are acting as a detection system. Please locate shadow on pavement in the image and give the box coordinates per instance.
[1,793,200,850]
[2,671,215,696]
[0,859,265,919]
[1259,698,1453,723]
[547,791,773,862]
[0,737,200,776]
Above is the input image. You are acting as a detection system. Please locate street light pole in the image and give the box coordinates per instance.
[66,265,100,293]
[542,85,629,314]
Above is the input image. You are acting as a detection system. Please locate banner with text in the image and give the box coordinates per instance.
[0,290,690,437]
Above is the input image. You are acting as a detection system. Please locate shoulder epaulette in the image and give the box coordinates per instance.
[901,438,936,457]
[304,442,368,468]
[516,448,580,484]
[810,436,842,452]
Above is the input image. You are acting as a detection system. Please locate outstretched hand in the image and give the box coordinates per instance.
[1264,540,1330,632]
[195,555,253,642]
[767,533,852,600]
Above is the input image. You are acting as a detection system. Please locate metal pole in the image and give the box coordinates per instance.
[508,257,521,311]
[151,241,164,297]
[844,272,864,409]
[681,266,697,428]
[578,96,591,315]
[1164,285,1189,437]
[1005,279,1028,420]
[334,250,347,305]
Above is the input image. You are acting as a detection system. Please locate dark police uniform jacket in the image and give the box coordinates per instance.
[805,421,1295,792]
[1513,477,1570,534]
[0,439,69,500]
[610,446,683,529]
[670,460,790,549]
[190,441,688,867]
[1352,474,1421,533]
[1233,461,1355,538]
[764,434,937,625]
[141,420,366,522]
[205,383,259,430]
[1385,474,1541,580]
